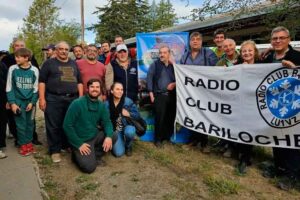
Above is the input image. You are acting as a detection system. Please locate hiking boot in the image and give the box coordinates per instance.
[237,161,247,174]
[19,145,31,156]
[0,150,7,159]
[154,141,163,148]
[223,148,232,158]
[125,147,133,157]
[27,143,37,154]
[51,153,61,163]
[277,176,295,191]
[201,146,211,154]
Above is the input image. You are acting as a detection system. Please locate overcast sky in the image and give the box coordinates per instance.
[0,0,199,50]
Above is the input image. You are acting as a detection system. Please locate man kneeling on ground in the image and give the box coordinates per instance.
[63,78,116,173]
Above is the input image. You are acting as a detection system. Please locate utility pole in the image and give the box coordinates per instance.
[80,0,84,43]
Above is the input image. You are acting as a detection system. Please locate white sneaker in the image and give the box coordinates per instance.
[51,153,61,163]
[0,150,7,159]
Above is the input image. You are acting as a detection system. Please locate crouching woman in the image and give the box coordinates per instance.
[105,82,140,157]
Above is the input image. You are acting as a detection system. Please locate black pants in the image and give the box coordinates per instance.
[237,143,252,164]
[45,93,76,154]
[0,103,7,148]
[273,147,300,178]
[189,130,208,147]
[7,109,17,139]
[72,132,117,173]
[154,91,176,142]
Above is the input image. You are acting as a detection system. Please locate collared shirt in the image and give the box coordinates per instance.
[147,60,175,93]
[180,47,218,66]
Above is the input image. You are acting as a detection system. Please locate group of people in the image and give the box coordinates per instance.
[147,26,300,191]
[0,26,299,190]
[0,35,141,174]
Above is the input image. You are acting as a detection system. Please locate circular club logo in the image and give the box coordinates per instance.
[256,67,300,128]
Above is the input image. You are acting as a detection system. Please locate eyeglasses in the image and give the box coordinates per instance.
[271,36,289,42]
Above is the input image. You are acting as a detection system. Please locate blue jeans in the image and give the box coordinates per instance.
[113,125,136,157]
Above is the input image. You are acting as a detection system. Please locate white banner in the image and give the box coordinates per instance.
[175,64,300,149]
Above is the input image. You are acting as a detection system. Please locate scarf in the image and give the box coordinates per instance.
[108,95,125,131]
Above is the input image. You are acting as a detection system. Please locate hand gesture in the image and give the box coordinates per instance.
[167,82,176,91]
[26,103,33,112]
[102,137,112,152]
[11,104,20,114]
[79,143,91,155]
[122,108,130,117]
[149,92,155,103]
[39,98,46,112]
[282,60,296,68]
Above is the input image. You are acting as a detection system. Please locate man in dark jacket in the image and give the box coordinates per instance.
[0,61,8,158]
[105,44,138,102]
[262,26,300,191]
[147,45,176,148]
[2,39,41,146]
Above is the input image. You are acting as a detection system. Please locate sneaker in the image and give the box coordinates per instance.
[0,150,7,159]
[51,153,61,163]
[27,143,37,154]
[19,145,31,156]
[125,147,133,157]
[223,148,232,158]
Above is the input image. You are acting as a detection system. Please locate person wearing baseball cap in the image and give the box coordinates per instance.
[105,43,138,102]
[42,44,56,59]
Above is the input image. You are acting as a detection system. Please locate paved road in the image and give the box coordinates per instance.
[0,139,42,200]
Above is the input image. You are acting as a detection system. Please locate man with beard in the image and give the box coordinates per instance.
[76,44,106,96]
[39,41,83,163]
[98,41,112,65]
[63,79,115,173]
[72,45,84,60]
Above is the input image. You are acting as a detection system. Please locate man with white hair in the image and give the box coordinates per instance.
[216,38,239,67]
[39,41,83,163]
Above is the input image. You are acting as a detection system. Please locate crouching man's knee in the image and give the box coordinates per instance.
[79,162,97,174]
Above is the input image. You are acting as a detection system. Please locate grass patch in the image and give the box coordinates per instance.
[38,156,53,166]
[44,179,58,191]
[143,147,174,166]
[81,182,99,191]
[162,193,177,200]
[204,176,240,195]
[75,174,91,183]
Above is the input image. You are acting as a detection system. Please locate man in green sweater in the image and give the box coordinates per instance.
[63,78,115,173]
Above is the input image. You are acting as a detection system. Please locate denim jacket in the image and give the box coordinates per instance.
[105,97,140,126]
